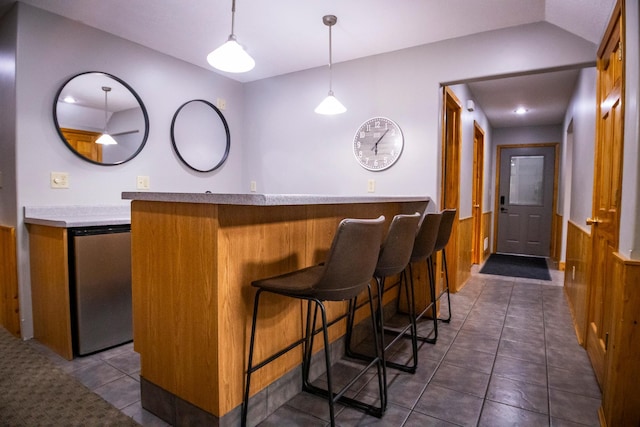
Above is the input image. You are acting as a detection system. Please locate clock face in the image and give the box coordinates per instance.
[353,117,404,171]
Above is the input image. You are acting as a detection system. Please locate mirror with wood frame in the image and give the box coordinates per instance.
[53,71,149,165]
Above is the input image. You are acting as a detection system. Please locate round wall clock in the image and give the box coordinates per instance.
[353,117,404,171]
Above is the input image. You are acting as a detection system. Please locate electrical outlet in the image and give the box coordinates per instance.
[367,179,375,193]
[50,172,69,189]
[250,180,257,192]
[217,98,227,110]
[136,176,150,190]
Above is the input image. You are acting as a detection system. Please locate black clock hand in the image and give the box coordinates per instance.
[371,129,389,155]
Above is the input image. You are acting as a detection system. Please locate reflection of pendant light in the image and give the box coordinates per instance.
[96,86,117,145]
[315,15,346,115]
[207,0,255,73]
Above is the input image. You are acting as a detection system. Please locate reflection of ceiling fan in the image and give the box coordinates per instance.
[111,130,139,137]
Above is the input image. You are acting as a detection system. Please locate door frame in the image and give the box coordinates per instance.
[492,142,559,255]
[440,86,462,291]
[472,122,485,264]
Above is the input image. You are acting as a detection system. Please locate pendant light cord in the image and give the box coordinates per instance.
[102,87,110,133]
[328,23,333,93]
[230,0,236,37]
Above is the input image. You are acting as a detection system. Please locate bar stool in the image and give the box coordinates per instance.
[241,216,386,427]
[432,209,456,323]
[406,212,442,344]
[345,212,422,375]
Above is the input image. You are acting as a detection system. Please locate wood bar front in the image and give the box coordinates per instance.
[126,193,430,419]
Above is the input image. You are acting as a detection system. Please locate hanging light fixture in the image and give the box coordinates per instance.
[315,15,346,115]
[207,0,255,73]
[96,86,117,145]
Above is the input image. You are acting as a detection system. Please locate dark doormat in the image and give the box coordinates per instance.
[480,253,551,281]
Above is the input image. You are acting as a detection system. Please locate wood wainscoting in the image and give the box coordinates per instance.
[0,226,20,337]
[551,213,563,264]
[601,253,640,426]
[455,216,473,291]
[482,212,491,262]
[564,220,592,345]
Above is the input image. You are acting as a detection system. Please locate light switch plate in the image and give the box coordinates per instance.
[367,179,375,193]
[50,172,69,189]
[217,98,227,110]
[136,176,150,190]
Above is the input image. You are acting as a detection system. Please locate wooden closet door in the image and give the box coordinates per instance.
[586,3,623,387]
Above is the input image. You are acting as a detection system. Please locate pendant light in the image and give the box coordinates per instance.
[207,0,255,73]
[96,86,117,145]
[315,15,346,115]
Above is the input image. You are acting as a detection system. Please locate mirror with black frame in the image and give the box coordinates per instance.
[171,99,230,173]
[53,71,149,165]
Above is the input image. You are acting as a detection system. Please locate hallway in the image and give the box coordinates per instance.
[30,267,601,426]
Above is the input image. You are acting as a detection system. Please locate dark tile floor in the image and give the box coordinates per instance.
[30,266,601,427]
[255,266,601,427]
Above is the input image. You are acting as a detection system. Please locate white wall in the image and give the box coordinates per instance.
[244,22,597,203]
[563,68,597,232]
[13,3,246,337]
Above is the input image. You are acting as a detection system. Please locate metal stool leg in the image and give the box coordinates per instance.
[401,261,438,344]
[242,289,264,427]
[381,269,419,372]
[303,286,386,419]
[437,250,452,323]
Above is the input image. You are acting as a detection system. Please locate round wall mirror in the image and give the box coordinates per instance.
[53,71,149,165]
[171,99,230,172]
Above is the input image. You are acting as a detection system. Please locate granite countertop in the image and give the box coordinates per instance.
[122,192,430,206]
[24,205,131,228]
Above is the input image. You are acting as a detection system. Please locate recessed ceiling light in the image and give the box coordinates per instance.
[514,107,528,115]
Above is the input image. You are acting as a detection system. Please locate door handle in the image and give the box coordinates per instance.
[586,217,601,226]
[473,204,480,208]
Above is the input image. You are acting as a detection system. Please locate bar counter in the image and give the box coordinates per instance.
[121,192,431,424]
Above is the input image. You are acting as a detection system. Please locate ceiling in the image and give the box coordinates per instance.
[1,0,616,127]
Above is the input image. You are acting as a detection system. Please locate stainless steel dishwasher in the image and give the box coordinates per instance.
[68,225,132,356]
